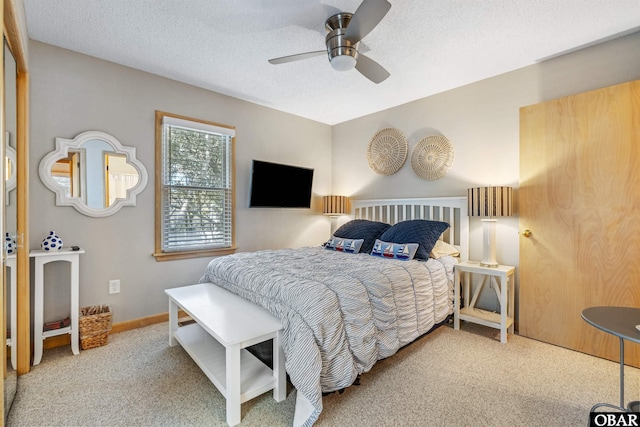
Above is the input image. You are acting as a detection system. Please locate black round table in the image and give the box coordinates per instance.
[581,306,640,412]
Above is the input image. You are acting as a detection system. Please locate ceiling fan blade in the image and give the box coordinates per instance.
[268,50,326,64]
[344,0,391,43]
[355,53,390,84]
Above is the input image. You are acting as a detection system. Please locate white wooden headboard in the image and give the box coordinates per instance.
[352,197,469,261]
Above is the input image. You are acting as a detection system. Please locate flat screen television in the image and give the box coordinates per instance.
[249,160,314,208]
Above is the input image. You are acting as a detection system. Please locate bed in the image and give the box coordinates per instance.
[198,197,468,427]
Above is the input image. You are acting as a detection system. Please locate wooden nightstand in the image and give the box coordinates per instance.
[454,261,515,343]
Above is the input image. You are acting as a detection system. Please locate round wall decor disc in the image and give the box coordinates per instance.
[411,135,454,180]
[367,128,408,176]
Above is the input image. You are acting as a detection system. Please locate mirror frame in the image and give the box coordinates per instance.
[38,130,148,217]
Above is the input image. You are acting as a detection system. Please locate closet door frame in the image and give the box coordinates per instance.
[4,0,30,376]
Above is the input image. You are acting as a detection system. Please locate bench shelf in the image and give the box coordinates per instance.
[174,323,277,403]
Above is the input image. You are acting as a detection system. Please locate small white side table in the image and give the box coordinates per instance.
[30,248,85,365]
[454,260,515,343]
[6,254,17,369]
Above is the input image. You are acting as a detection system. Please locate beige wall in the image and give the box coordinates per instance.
[29,31,640,324]
[29,41,332,323]
[332,31,640,313]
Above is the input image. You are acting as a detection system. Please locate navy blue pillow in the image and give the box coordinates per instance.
[333,219,391,254]
[378,220,450,261]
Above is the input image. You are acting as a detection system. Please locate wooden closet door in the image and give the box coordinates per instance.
[519,80,640,368]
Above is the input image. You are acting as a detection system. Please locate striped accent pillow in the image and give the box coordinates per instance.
[370,240,419,261]
[324,237,364,254]
[333,219,391,254]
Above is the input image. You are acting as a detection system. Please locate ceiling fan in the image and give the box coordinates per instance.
[268,0,392,84]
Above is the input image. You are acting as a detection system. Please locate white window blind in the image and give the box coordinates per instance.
[161,116,234,252]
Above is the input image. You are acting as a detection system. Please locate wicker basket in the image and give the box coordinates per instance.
[79,305,112,350]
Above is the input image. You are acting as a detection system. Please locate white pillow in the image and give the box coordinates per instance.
[430,240,460,259]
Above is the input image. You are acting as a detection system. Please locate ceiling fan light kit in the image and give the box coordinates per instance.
[330,54,357,71]
[268,0,391,83]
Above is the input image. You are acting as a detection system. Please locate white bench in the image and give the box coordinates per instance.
[165,283,286,426]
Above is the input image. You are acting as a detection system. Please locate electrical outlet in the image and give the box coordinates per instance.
[109,279,120,294]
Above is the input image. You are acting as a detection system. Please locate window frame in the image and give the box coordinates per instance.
[153,110,236,261]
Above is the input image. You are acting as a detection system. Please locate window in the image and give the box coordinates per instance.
[154,111,236,261]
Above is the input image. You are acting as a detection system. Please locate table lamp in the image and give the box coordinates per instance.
[467,186,512,267]
[322,195,349,216]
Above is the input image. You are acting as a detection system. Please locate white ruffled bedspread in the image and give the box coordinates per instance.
[199,247,456,426]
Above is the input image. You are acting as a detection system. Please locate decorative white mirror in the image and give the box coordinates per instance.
[38,131,148,217]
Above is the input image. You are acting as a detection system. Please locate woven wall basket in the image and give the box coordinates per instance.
[410,135,454,180]
[367,128,408,176]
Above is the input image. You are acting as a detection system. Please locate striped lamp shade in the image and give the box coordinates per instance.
[467,186,513,217]
[323,195,350,216]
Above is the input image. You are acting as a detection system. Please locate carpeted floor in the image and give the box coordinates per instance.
[7,321,639,426]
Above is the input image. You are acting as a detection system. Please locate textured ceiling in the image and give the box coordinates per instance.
[23,0,640,125]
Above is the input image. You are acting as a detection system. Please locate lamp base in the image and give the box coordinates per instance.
[481,219,498,268]
[479,261,499,268]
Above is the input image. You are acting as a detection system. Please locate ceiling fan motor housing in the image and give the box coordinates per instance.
[325,13,359,71]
